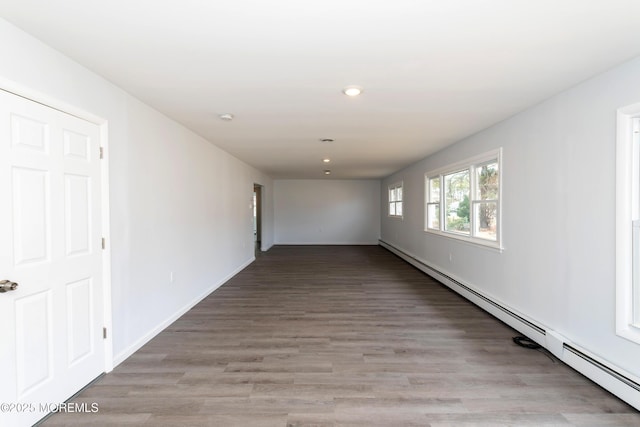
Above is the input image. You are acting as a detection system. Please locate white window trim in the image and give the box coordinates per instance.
[388,181,403,219]
[616,102,640,344]
[424,148,503,251]
[426,176,440,230]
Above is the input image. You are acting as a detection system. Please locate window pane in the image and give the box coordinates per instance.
[389,202,396,216]
[444,170,470,234]
[473,201,497,240]
[389,188,396,202]
[427,204,439,229]
[396,202,403,216]
[429,177,440,202]
[397,186,403,201]
[634,222,640,325]
[476,161,499,200]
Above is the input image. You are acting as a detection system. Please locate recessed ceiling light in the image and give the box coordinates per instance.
[218,113,234,121]
[324,170,331,175]
[342,86,363,97]
[319,138,334,142]
[323,158,331,163]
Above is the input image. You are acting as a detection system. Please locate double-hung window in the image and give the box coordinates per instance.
[616,103,640,344]
[425,149,501,248]
[389,182,403,218]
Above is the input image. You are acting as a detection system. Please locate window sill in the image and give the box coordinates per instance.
[616,323,640,345]
[424,228,503,252]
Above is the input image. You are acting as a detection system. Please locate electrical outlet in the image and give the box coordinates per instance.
[170,272,175,283]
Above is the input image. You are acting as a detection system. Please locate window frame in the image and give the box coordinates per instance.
[388,181,403,219]
[616,102,640,344]
[426,176,440,230]
[424,148,502,250]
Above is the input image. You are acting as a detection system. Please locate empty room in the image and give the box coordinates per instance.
[1,1,640,426]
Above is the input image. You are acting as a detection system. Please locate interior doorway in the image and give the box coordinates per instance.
[253,184,263,254]
[0,88,107,426]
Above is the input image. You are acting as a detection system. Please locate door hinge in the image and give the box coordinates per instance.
[99,147,104,159]
[101,237,106,250]
[103,327,107,339]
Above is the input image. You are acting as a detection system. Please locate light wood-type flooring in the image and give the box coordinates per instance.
[44,245,640,426]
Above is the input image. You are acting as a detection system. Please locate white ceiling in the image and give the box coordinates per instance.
[2,1,640,179]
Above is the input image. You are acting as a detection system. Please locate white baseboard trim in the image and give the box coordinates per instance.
[379,239,640,411]
[273,242,379,245]
[112,256,255,367]
[563,343,640,409]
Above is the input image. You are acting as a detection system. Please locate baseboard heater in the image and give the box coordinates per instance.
[378,239,640,410]
[563,344,640,392]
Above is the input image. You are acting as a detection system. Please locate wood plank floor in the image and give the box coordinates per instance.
[44,245,640,426]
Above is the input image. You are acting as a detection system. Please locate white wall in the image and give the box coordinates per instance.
[381,56,640,380]
[0,18,274,363]
[274,179,380,244]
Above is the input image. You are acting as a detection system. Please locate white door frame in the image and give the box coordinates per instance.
[0,76,114,372]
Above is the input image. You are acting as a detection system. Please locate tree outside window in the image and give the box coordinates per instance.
[444,170,470,234]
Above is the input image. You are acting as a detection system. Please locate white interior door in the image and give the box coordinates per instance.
[0,89,105,426]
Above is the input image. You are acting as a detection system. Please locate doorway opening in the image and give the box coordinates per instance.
[0,87,110,426]
[253,184,263,255]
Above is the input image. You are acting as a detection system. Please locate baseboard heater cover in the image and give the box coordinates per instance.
[378,239,640,410]
[564,344,640,392]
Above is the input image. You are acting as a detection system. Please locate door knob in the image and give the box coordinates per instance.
[0,280,18,293]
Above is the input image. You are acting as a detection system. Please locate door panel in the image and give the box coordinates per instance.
[0,89,105,426]
[11,114,49,153]
[66,278,94,366]
[12,167,50,265]
[63,129,90,161]
[64,174,92,256]
[15,290,53,398]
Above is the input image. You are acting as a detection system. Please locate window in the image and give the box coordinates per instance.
[444,169,470,234]
[425,149,501,248]
[632,117,640,330]
[426,177,440,229]
[616,103,640,344]
[389,182,403,218]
